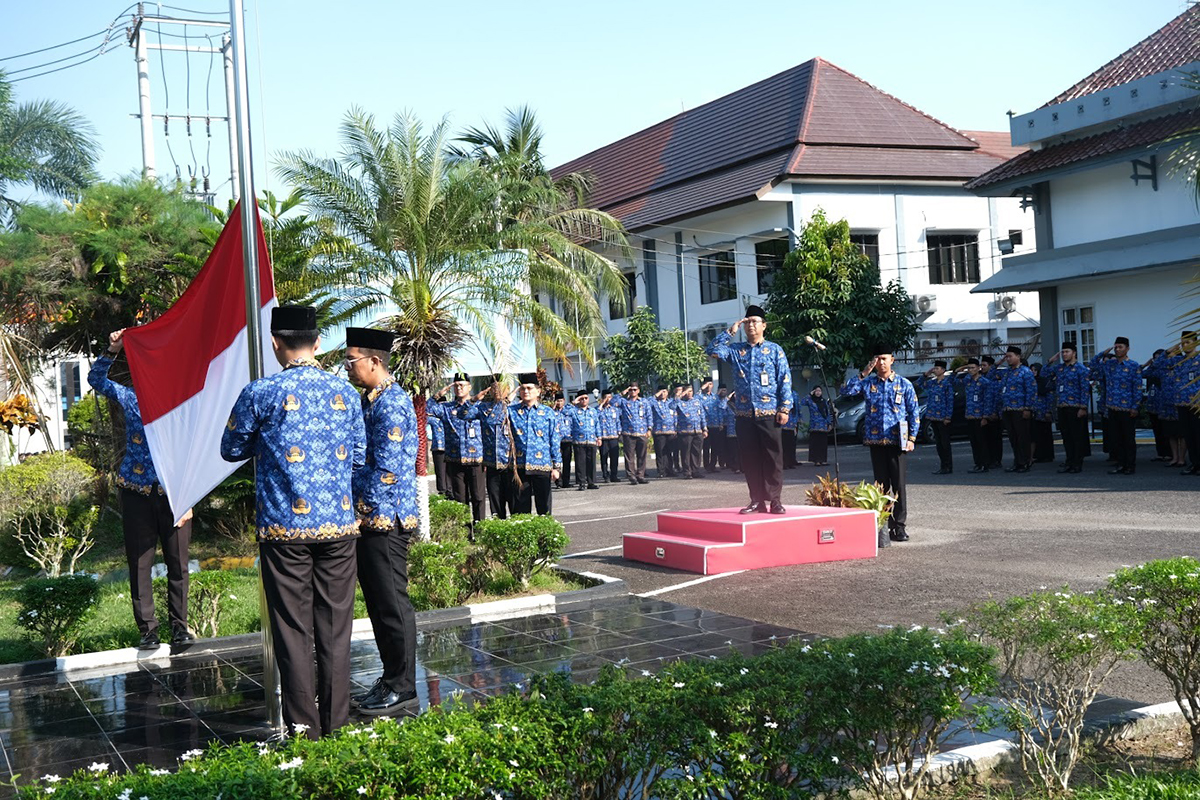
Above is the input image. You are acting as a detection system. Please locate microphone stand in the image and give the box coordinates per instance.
[807,343,840,484]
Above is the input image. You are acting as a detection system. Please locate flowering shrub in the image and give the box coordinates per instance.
[955,587,1135,793]
[475,513,568,587]
[1109,557,1200,763]
[15,573,100,657]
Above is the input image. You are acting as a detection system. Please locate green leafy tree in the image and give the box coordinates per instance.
[602,306,708,388]
[765,210,919,379]
[0,71,100,226]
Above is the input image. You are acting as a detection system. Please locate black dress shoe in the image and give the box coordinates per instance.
[889,529,910,542]
[1004,465,1020,473]
[932,468,952,475]
[351,677,385,707]
[1057,465,1073,473]
[629,479,639,486]
[587,484,599,490]
[1016,465,1031,473]
[1107,467,1126,475]
[137,630,161,650]
[1123,468,1135,475]
[171,625,196,645]
[1068,466,1082,473]
[1183,466,1200,476]
[768,502,786,515]
[637,478,650,484]
[358,688,419,717]
[577,485,586,491]
[739,502,763,515]
[968,466,988,474]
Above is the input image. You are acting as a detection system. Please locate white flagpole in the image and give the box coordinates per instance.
[227,0,282,733]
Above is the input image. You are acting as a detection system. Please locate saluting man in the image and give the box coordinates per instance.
[473,378,514,519]
[673,384,708,479]
[980,355,1004,468]
[426,410,449,498]
[1090,337,1144,475]
[89,329,194,650]
[221,305,365,739]
[918,360,955,475]
[650,385,678,479]
[700,381,726,473]
[509,373,563,514]
[1149,331,1199,474]
[841,344,919,543]
[597,388,621,483]
[1044,341,1091,473]
[706,305,793,514]
[997,346,1036,473]
[954,359,989,473]
[604,382,653,484]
[343,327,419,717]
[427,373,486,521]
[562,389,601,490]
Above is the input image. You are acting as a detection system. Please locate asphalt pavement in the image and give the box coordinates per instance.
[554,438,1200,705]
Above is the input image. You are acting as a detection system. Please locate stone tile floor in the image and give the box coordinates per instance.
[0,596,802,795]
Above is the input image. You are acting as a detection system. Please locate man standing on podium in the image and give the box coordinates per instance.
[705,304,793,515]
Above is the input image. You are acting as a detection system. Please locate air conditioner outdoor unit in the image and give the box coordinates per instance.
[917,338,936,355]
[913,294,937,315]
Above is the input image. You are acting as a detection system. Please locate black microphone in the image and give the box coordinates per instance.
[804,335,827,351]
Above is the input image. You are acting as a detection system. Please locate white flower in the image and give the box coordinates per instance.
[493,722,504,728]
[832,756,840,764]
[180,748,203,761]
[444,734,455,744]
[229,594,237,600]
[44,790,55,796]
[511,725,519,732]
[357,788,367,795]
[118,789,132,800]
[739,668,749,675]
[713,681,724,688]
[369,732,379,740]
[509,759,519,768]
[764,721,778,729]
[1077,633,1097,640]
[88,762,109,773]
[800,645,811,653]
[291,723,310,734]
[673,681,685,688]
[40,775,60,783]
[640,669,652,677]
[582,707,594,714]
[738,753,747,761]
[709,729,718,738]
[278,757,303,771]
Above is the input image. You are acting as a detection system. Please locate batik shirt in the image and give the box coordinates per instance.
[781,390,801,431]
[426,415,446,451]
[426,399,483,464]
[1142,362,1170,417]
[957,374,989,420]
[673,397,708,434]
[1153,351,1200,407]
[995,365,1036,413]
[608,394,652,437]
[354,380,419,532]
[87,356,161,495]
[706,332,793,418]
[840,372,920,447]
[1033,377,1056,422]
[917,376,955,423]
[1043,362,1091,410]
[706,397,727,433]
[802,397,834,432]
[724,400,738,437]
[598,405,621,440]
[1089,354,1143,413]
[509,402,563,473]
[980,371,1001,418]
[474,400,512,469]
[562,404,601,445]
[650,397,679,435]
[555,407,573,444]
[221,359,365,544]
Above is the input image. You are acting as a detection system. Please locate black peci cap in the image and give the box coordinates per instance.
[345,327,395,352]
[271,305,317,334]
[517,372,538,385]
[601,387,613,396]
[933,360,947,369]
[657,385,668,392]
[981,355,995,365]
[1006,345,1022,356]
[575,389,590,398]
[1114,336,1129,346]
[452,371,470,383]
[1061,341,1076,352]
[870,343,893,357]
[966,358,980,366]
[745,304,767,320]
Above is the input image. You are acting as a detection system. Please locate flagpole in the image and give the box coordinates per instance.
[228,0,282,734]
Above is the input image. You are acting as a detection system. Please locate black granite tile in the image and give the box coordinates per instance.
[545,631,639,655]
[3,716,104,749]
[7,732,120,773]
[107,719,214,751]
[468,638,579,665]
[0,687,92,730]
[494,615,606,641]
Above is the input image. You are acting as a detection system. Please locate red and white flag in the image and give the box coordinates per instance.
[123,202,279,523]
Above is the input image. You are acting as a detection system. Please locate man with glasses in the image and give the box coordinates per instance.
[706,305,793,514]
[509,373,563,514]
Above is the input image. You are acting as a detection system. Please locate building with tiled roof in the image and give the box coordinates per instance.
[969,7,1200,364]
[543,58,1036,391]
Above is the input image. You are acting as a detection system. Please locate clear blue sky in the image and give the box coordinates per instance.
[1,0,1191,204]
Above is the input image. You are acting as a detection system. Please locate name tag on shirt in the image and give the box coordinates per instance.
[760,372,769,386]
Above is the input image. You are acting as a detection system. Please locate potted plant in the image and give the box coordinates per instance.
[805,473,896,549]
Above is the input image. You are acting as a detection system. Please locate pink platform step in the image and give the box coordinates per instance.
[623,506,878,575]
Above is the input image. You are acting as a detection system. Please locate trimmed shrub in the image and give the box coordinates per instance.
[154,569,238,638]
[475,513,568,587]
[407,538,468,612]
[428,494,471,541]
[15,574,100,657]
[0,451,99,576]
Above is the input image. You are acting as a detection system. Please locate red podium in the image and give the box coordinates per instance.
[623,506,878,575]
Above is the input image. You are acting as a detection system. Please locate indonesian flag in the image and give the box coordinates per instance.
[123,202,279,524]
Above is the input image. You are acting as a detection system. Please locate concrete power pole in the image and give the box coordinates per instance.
[222,34,240,201]
[129,5,155,180]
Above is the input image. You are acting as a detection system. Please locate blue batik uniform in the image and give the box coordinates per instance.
[1089,354,1143,412]
[476,400,512,469]
[598,405,620,440]
[981,373,1001,419]
[724,400,738,436]
[782,391,801,431]
[221,359,366,543]
[706,398,727,432]
[957,374,989,420]
[1142,361,1174,418]
[609,394,652,437]
[1152,351,1200,410]
[509,402,562,473]
[1033,378,1056,422]
[705,331,793,417]
[555,407,573,442]
[650,397,679,434]
[426,399,483,464]
[802,397,834,432]
[353,380,419,532]
[674,397,708,434]
[995,365,1036,413]
[563,405,601,445]
[918,376,955,423]
[426,415,446,451]
[88,355,162,495]
[1044,362,1091,410]
[840,372,920,446]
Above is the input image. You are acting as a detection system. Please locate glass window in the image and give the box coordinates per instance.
[699,250,737,305]
[609,270,636,320]
[849,232,880,268]
[755,239,789,295]
[1063,308,1076,326]
[927,233,980,284]
[1061,305,1097,362]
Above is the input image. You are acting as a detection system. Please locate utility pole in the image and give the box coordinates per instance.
[222,34,240,200]
[129,5,155,180]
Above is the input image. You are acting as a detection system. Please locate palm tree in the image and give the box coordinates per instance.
[0,72,99,226]
[276,109,629,471]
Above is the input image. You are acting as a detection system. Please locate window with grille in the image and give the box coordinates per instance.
[699,250,737,304]
[609,271,636,320]
[755,239,789,294]
[1061,306,1097,362]
[849,232,880,269]
[927,233,980,284]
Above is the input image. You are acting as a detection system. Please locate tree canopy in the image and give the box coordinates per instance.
[602,306,709,389]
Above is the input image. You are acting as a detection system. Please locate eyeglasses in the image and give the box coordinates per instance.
[343,356,371,367]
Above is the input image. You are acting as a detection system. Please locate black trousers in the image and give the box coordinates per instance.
[572,442,597,487]
[121,488,191,636]
[559,443,573,487]
[356,522,416,697]
[735,416,784,505]
[431,449,449,496]
[599,438,620,481]
[985,418,1004,466]
[931,419,952,470]
[1150,414,1172,458]
[868,444,907,533]
[1058,408,1088,469]
[1108,409,1137,471]
[448,461,485,521]
[623,434,648,480]
[808,430,829,464]
[260,538,357,738]
[654,433,675,477]
[782,429,797,467]
[1004,411,1031,468]
[513,470,552,514]
[704,430,726,470]
[1033,419,1055,462]
[725,435,741,471]
[677,432,703,477]
[485,466,513,519]
[966,420,987,468]
[1181,405,1200,467]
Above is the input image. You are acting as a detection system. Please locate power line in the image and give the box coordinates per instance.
[0,29,108,62]
[159,4,228,16]
[5,42,105,76]
[10,50,109,83]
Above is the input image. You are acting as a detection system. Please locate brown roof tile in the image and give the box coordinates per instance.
[961,130,1029,162]
[965,106,1200,191]
[1043,6,1200,107]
